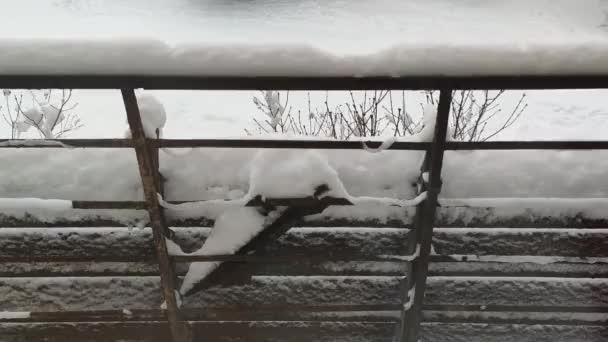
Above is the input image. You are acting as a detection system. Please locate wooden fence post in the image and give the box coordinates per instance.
[397,89,452,342]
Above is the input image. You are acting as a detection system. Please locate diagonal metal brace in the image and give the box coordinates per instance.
[122,89,191,342]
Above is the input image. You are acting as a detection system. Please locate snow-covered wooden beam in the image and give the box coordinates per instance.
[122,89,191,342]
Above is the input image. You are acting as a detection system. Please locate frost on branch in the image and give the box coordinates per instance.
[1,89,81,139]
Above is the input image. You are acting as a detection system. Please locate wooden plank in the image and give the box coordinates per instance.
[400,88,453,342]
[122,89,190,341]
[2,74,608,90]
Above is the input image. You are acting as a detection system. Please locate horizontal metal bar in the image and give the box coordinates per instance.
[171,253,407,263]
[0,139,132,148]
[422,311,607,326]
[73,197,353,209]
[2,75,608,90]
[3,138,608,150]
[72,201,146,210]
[1,306,604,324]
[0,305,401,323]
[446,141,608,150]
[423,305,608,313]
[0,253,409,263]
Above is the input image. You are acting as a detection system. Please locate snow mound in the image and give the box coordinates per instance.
[248,149,349,199]
[178,207,266,295]
[125,93,167,138]
[362,103,440,153]
[2,38,608,77]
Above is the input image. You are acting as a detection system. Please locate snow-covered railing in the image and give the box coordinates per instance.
[1,76,608,342]
[4,138,608,150]
[2,74,608,91]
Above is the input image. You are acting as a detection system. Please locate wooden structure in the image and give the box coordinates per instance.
[0,74,607,341]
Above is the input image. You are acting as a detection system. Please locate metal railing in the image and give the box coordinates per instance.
[2,73,608,342]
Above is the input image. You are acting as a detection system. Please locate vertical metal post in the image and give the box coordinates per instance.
[122,89,190,342]
[398,89,452,342]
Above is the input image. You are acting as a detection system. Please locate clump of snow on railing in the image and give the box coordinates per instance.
[361,103,439,153]
[349,192,427,207]
[0,139,73,148]
[247,149,349,199]
[403,287,416,311]
[0,311,30,320]
[125,93,166,139]
[160,290,183,310]
[0,197,72,210]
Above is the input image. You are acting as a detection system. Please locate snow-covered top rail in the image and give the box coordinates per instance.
[2,38,608,90]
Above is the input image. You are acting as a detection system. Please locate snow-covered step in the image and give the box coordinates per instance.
[0,276,605,312]
[2,227,606,261]
[429,260,608,278]
[433,228,608,257]
[0,276,401,312]
[0,227,409,260]
[426,277,608,307]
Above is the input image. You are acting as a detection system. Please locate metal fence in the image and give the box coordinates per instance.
[1,74,608,342]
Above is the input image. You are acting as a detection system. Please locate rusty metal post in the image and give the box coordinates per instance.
[397,89,452,342]
[122,89,190,342]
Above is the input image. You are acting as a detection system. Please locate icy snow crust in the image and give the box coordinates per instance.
[3,38,608,77]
